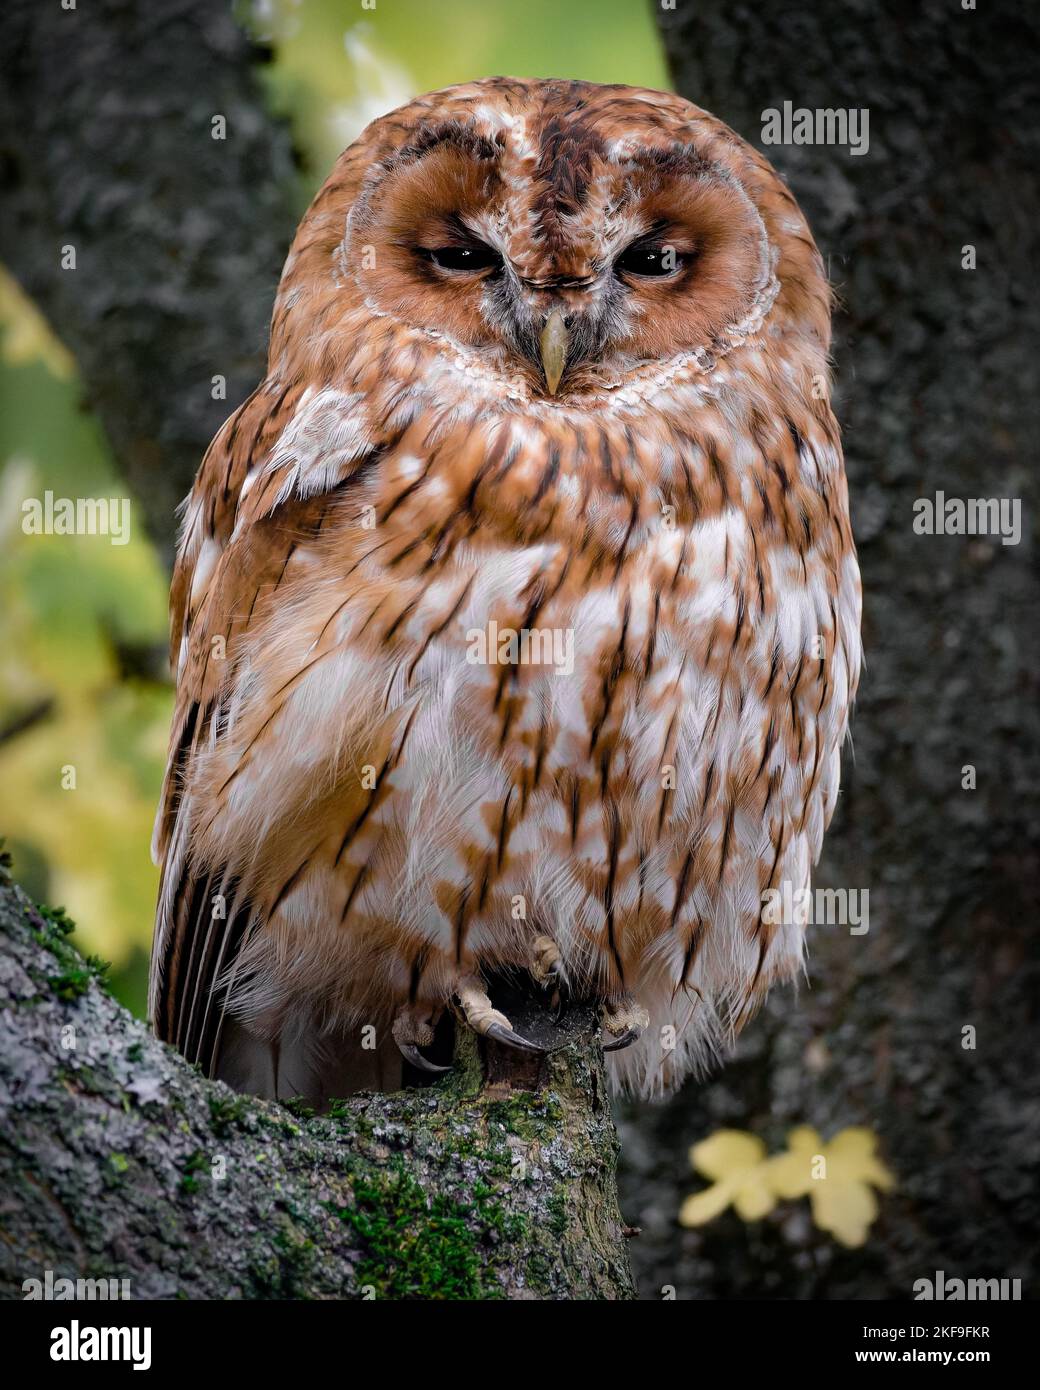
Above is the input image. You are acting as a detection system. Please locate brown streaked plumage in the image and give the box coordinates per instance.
[150,77,861,1101]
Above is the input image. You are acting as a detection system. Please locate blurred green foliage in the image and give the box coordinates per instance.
[243,0,669,181]
[0,269,170,1012]
[0,0,668,1018]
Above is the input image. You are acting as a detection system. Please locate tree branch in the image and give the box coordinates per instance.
[0,874,634,1299]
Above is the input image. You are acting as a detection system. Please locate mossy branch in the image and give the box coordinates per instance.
[0,871,634,1300]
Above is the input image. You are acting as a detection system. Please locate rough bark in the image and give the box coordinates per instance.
[622,0,1040,1298]
[0,0,300,556]
[0,872,634,1300]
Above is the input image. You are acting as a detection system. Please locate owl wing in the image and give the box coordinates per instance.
[149,379,382,1079]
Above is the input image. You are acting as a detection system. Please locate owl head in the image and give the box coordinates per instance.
[271,77,831,406]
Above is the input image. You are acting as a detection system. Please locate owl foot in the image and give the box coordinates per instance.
[392,1007,450,1074]
[530,934,562,985]
[601,995,650,1053]
[530,934,566,1014]
[454,975,546,1054]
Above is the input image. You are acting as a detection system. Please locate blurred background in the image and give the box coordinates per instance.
[1,0,1036,1300]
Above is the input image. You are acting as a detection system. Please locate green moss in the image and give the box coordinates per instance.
[65,1063,112,1096]
[25,900,111,999]
[280,1096,316,1120]
[326,1097,376,1138]
[485,1089,563,1141]
[546,1191,569,1236]
[102,1151,131,1190]
[207,1091,249,1137]
[524,1251,553,1288]
[179,1149,209,1194]
[332,1158,515,1299]
[34,902,77,936]
[247,1221,320,1299]
[48,961,105,1001]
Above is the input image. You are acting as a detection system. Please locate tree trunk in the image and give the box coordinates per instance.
[622,0,1040,1298]
[0,871,634,1299]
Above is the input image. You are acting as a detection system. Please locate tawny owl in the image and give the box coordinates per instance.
[150,77,861,1102]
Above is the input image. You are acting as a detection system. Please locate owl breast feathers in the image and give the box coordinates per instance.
[149,77,861,1101]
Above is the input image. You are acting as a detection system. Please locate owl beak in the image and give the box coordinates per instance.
[539,309,569,396]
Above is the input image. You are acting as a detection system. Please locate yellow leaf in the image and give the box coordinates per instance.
[690,1129,767,1179]
[679,1185,734,1227]
[680,1129,777,1228]
[764,1149,814,1200]
[811,1174,880,1248]
[679,1123,895,1244]
[733,1182,776,1222]
[786,1125,823,1153]
[770,1125,896,1246]
[827,1127,896,1192]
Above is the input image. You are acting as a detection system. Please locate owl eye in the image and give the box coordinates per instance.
[614,242,686,279]
[422,241,502,273]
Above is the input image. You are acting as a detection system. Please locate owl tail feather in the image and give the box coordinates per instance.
[152,841,404,1103]
[213,1016,403,1103]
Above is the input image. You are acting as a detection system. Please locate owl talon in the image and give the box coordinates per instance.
[455,975,545,1053]
[485,1021,546,1054]
[552,983,568,1020]
[541,969,567,1017]
[529,934,567,1014]
[601,996,649,1054]
[392,1009,449,1074]
[396,1041,451,1073]
[530,934,562,986]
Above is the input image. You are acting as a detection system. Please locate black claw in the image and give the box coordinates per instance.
[536,961,563,992]
[538,967,568,1021]
[397,1042,451,1074]
[485,1021,546,1054]
[603,1027,641,1053]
